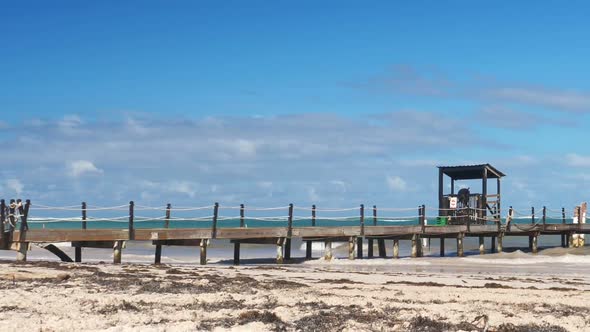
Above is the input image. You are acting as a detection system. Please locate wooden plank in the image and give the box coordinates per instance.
[152,239,202,246]
[135,228,212,240]
[364,226,423,236]
[14,230,130,242]
[293,226,361,238]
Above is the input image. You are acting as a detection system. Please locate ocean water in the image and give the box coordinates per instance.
[2,211,584,270]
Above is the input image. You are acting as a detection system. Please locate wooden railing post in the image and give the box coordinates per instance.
[368,205,374,258]
[284,203,293,260]
[128,201,135,240]
[155,203,171,264]
[357,204,364,259]
[82,202,87,230]
[306,205,315,259]
[420,205,426,233]
[375,205,386,257]
[239,204,245,227]
[561,207,566,248]
[233,203,245,265]
[212,202,219,238]
[76,201,87,262]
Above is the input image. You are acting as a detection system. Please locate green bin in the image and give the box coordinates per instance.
[435,216,448,226]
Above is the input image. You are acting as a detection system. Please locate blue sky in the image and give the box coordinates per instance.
[2,1,590,213]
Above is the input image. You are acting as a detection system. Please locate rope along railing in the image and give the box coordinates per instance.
[6,201,584,233]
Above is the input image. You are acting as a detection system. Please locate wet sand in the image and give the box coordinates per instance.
[0,256,587,331]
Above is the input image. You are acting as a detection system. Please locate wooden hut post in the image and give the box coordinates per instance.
[285,204,293,260]
[233,204,245,265]
[561,207,566,248]
[305,205,316,259]
[357,204,364,259]
[393,239,399,259]
[155,203,171,264]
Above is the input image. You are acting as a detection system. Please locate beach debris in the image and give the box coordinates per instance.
[56,273,71,281]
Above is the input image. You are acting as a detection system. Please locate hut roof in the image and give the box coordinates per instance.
[437,164,505,180]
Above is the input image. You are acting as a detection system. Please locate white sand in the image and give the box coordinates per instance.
[0,259,587,331]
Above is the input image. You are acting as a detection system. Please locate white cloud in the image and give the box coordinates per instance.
[330,180,347,193]
[5,179,24,195]
[386,175,407,192]
[308,187,320,202]
[168,181,198,198]
[67,160,103,177]
[565,153,590,167]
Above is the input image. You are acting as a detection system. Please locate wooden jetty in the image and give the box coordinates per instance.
[1,199,589,265]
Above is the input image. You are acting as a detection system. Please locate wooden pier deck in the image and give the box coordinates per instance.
[1,199,588,264]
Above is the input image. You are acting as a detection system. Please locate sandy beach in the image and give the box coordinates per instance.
[0,255,587,332]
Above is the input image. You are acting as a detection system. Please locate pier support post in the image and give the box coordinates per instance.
[15,242,28,262]
[284,239,292,261]
[324,240,333,260]
[357,237,363,259]
[411,234,418,258]
[348,237,356,260]
[154,244,162,264]
[367,239,374,258]
[439,237,445,257]
[276,238,284,264]
[200,239,208,265]
[378,239,386,257]
[479,236,485,255]
[497,234,503,253]
[561,233,566,248]
[305,241,312,259]
[75,246,82,263]
[532,234,538,254]
[528,236,533,251]
[393,239,399,259]
[233,242,240,265]
[569,233,574,248]
[491,236,496,253]
[457,234,464,257]
[113,241,122,264]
